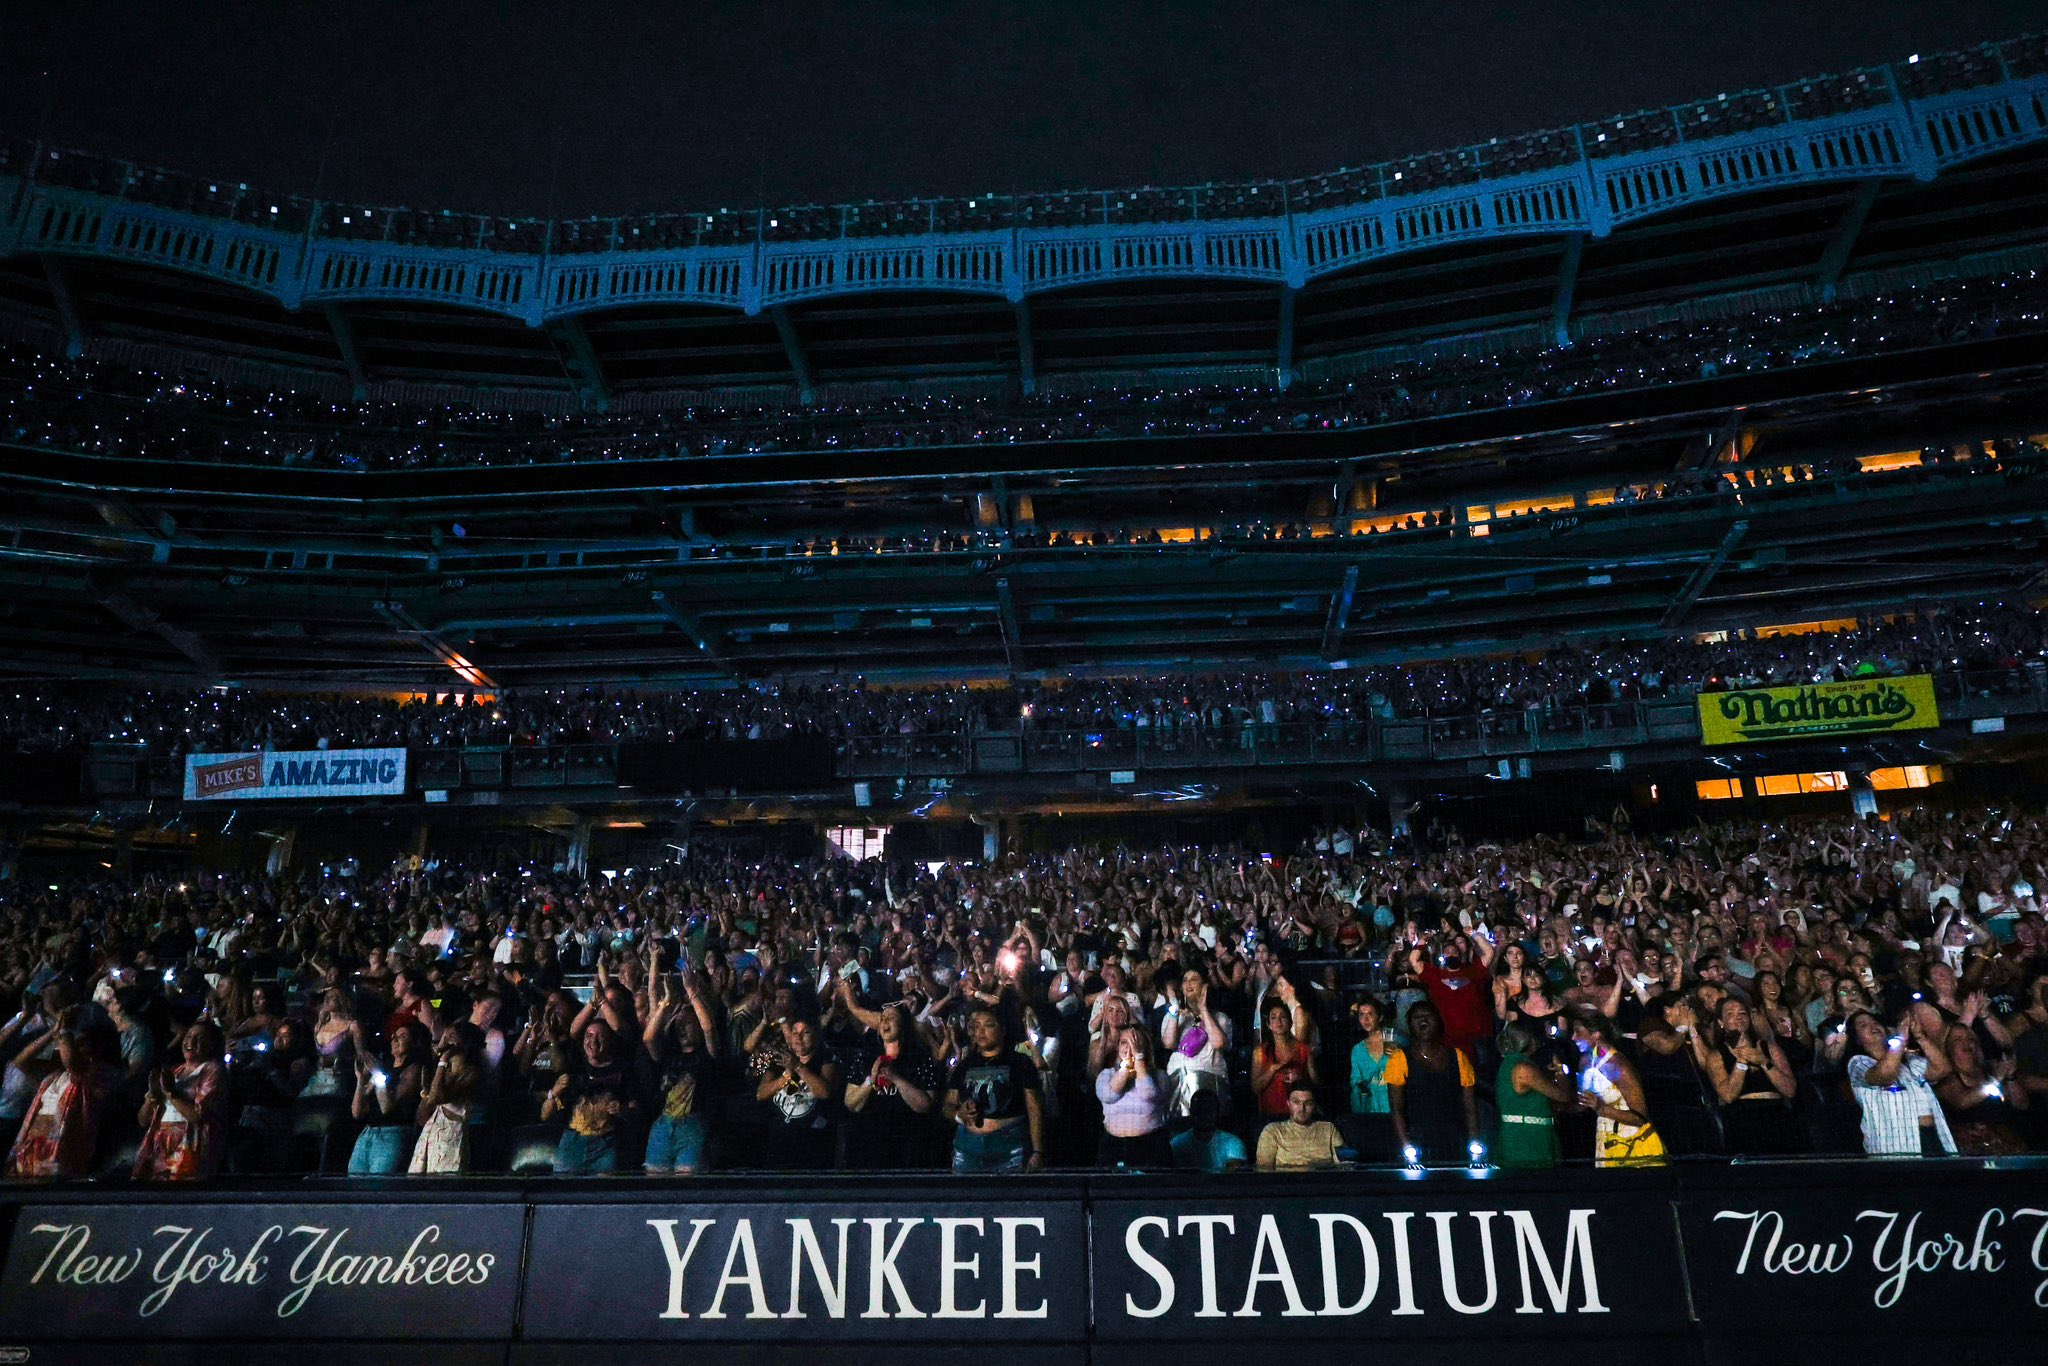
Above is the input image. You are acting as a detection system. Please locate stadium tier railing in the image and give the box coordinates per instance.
[3,39,2046,329]
[67,664,2048,799]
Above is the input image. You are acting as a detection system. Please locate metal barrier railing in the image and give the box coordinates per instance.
[61,664,2048,797]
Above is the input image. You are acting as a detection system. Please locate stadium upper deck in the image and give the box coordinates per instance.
[2,36,2048,398]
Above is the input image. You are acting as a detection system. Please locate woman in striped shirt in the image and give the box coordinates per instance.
[1845,1011,1957,1157]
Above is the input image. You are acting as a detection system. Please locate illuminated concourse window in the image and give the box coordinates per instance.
[1866,765,1945,790]
[1753,771,1848,796]
[828,825,889,860]
[1698,767,1945,800]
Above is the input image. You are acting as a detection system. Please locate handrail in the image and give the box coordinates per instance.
[3,39,2044,331]
[2,36,2039,251]
[62,665,2048,799]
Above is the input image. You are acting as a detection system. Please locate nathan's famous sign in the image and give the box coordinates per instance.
[1698,674,1939,746]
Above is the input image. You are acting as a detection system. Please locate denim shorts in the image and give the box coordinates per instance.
[554,1129,621,1175]
[951,1124,1029,1174]
[347,1125,414,1176]
[645,1114,707,1172]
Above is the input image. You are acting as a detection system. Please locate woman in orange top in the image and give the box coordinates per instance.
[1386,1001,1481,1164]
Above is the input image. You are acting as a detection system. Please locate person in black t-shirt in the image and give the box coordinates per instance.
[943,1005,1044,1173]
[544,1020,641,1174]
[752,1013,840,1170]
[842,1001,942,1168]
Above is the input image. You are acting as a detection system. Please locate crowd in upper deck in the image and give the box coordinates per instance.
[1,599,2039,755]
[0,271,2039,470]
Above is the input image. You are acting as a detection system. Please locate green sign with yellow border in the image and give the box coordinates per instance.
[1698,673,1940,745]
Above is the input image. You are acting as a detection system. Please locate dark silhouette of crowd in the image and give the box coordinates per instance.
[1,272,2039,471]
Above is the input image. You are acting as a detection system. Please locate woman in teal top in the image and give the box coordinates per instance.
[1494,1021,1572,1169]
[1349,998,1401,1112]
[1344,997,1402,1163]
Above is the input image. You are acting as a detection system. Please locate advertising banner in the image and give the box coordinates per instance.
[1090,1189,1682,1340]
[182,748,408,801]
[1697,674,1940,745]
[522,1198,1087,1342]
[0,1202,523,1340]
[1680,1186,2048,1328]
[6,1171,2047,1354]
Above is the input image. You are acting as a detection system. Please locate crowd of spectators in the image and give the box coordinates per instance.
[2,599,2041,756]
[1,272,2042,471]
[4,798,2047,1181]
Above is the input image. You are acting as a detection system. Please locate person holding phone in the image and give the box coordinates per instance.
[348,1021,426,1175]
[1697,997,1803,1155]
[944,1005,1045,1173]
[643,970,721,1174]
[1387,1001,1481,1165]
[1573,1014,1664,1168]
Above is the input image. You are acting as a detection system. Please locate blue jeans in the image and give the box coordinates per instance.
[645,1114,707,1172]
[348,1125,414,1175]
[554,1129,620,1175]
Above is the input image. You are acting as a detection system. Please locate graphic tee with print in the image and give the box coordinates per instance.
[947,1049,1040,1121]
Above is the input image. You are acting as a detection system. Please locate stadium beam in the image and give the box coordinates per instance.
[1661,519,1749,630]
[1276,286,1297,390]
[1817,180,1882,304]
[770,307,817,405]
[1014,300,1037,396]
[546,317,611,413]
[39,257,87,359]
[1322,563,1359,659]
[372,600,495,688]
[92,585,219,678]
[996,576,1023,672]
[322,304,369,400]
[651,589,733,672]
[1550,234,1585,346]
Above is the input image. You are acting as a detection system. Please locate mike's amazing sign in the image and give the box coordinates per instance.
[182,748,407,801]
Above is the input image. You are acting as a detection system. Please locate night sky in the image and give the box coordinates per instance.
[3,1,2043,218]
